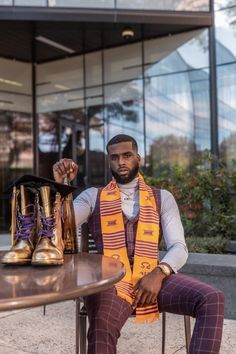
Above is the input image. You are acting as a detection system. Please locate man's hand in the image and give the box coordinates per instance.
[53,158,78,183]
[133,267,166,308]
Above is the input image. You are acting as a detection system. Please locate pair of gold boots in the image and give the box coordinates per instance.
[2,185,64,266]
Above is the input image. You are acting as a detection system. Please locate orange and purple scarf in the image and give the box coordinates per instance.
[100,173,160,322]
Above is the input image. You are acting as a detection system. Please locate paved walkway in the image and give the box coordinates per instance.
[0,301,235,354]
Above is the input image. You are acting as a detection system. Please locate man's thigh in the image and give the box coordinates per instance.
[84,286,133,330]
[157,273,219,316]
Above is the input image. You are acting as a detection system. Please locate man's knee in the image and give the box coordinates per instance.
[203,288,224,304]
[196,286,225,315]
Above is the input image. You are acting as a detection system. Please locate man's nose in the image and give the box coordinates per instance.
[118,156,126,165]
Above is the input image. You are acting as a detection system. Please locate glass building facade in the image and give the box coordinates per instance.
[0,0,236,233]
[215,0,236,166]
[0,0,210,11]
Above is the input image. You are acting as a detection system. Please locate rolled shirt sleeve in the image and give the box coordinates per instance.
[160,190,188,273]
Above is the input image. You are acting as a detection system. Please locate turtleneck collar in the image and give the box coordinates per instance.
[117,176,139,190]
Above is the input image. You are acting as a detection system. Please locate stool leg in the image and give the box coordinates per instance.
[162,312,166,354]
[75,298,80,354]
[184,315,191,353]
[43,305,46,316]
[80,313,87,354]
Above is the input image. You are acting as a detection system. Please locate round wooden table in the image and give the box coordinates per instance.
[0,252,125,353]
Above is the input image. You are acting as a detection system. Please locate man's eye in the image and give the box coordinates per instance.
[124,154,131,159]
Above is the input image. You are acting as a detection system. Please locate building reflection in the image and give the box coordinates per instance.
[1,0,236,233]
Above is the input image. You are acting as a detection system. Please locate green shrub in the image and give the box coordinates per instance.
[159,236,228,254]
[145,154,236,245]
[185,236,228,254]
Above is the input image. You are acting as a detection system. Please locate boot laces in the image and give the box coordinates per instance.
[39,214,55,239]
[15,204,36,240]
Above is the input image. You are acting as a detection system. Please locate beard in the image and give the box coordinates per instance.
[111,163,139,184]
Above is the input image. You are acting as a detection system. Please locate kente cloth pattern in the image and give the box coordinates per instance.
[100,173,160,322]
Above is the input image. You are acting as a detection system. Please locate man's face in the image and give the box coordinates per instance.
[108,141,141,184]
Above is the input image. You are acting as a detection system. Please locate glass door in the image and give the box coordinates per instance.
[59,119,86,188]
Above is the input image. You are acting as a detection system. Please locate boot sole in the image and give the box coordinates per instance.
[31,259,64,266]
[1,259,31,265]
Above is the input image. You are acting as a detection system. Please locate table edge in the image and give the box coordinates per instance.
[0,268,125,311]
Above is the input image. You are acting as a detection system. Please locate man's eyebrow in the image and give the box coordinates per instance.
[110,151,133,156]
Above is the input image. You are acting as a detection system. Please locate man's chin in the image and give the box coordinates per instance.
[116,176,133,184]
[111,170,137,184]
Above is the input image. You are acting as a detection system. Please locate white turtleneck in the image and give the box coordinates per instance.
[73,177,188,273]
[117,176,139,219]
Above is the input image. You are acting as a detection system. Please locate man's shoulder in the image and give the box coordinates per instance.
[80,186,99,196]
[149,187,175,207]
[75,187,99,202]
[150,186,172,196]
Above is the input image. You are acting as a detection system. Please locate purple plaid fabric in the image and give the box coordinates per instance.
[84,273,224,354]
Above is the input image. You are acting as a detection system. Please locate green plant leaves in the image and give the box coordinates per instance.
[146,154,236,253]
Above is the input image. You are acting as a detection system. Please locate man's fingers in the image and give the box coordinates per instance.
[61,160,68,175]
[133,288,143,308]
[53,162,64,177]
[138,292,149,307]
[54,159,77,175]
[143,293,153,307]
[133,280,140,292]
[53,159,78,183]
[71,161,78,172]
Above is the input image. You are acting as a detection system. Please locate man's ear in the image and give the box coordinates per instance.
[137,154,141,162]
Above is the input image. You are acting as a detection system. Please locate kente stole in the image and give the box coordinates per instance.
[100,173,160,322]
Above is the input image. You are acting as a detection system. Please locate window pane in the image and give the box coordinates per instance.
[215,8,236,166]
[89,125,105,185]
[15,0,46,5]
[144,29,210,175]
[49,0,114,8]
[85,52,102,87]
[37,88,84,117]
[0,0,12,4]
[37,56,86,179]
[104,43,142,84]
[104,80,145,161]
[37,56,84,95]
[38,112,59,179]
[87,90,105,185]
[214,0,236,11]
[117,0,209,11]
[0,59,32,233]
[37,56,85,122]
[86,87,103,126]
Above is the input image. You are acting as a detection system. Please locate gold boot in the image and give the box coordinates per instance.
[31,186,64,266]
[1,185,38,265]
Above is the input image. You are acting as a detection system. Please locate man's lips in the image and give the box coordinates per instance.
[118,168,129,175]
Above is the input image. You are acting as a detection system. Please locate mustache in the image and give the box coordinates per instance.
[110,163,139,184]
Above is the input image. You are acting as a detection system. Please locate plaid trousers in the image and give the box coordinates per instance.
[84,273,224,354]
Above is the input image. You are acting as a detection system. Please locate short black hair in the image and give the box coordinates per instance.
[106,134,138,153]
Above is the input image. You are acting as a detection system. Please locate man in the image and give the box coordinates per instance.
[53,134,224,354]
